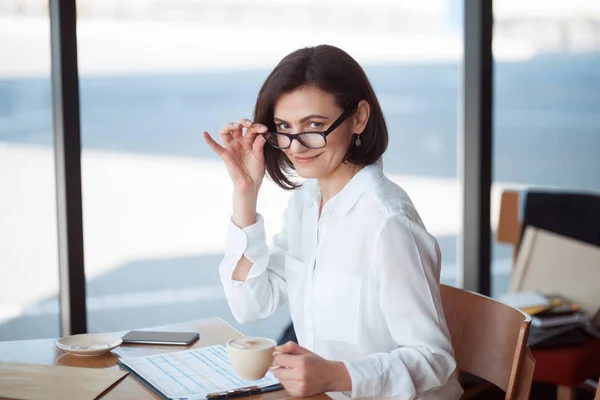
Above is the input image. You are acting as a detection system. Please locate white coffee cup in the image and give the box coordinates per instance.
[226,337,277,381]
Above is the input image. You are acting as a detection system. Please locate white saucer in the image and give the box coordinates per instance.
[56,333,122,357]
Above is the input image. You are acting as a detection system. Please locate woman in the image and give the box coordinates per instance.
[203,45,463,399]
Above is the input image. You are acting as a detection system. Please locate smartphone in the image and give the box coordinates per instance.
[121,330,200,346]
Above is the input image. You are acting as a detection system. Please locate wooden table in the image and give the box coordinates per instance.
[0,318,330,399]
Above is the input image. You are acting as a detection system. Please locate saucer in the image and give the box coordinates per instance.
[56,333,122,357]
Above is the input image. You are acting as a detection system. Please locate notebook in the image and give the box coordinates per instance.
[117,344,282,400]
[509,227,600,316]
[531,311,589,328]
[498,290,551,314]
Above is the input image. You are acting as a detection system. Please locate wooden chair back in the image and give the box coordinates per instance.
[497,190,522,261]
[440,284,535,400]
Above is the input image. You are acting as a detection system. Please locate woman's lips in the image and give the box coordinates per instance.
[294,154,322,164]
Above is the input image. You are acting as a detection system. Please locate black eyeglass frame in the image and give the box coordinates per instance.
[262,105,356,150]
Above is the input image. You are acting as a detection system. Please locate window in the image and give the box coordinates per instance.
[77,1,465,339]
[1,0,467,340]
[0,6,60,340]
[491,1,600,297]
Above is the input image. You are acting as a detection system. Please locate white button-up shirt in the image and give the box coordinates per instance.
[219,162,463,399]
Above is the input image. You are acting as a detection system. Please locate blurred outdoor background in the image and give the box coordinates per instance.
[1,0,599,341]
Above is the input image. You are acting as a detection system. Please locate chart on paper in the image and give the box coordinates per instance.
[118,345,279,400]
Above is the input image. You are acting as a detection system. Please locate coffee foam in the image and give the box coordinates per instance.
[228,337,274,351]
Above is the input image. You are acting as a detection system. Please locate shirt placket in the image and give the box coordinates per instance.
[303,203,332,351]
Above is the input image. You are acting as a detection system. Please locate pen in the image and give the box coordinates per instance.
[206,383,284,399]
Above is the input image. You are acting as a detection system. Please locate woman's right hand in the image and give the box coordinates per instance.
[203,118,268,196]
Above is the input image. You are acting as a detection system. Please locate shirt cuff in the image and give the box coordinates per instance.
[221,214,269,284]
[342,356,382,398]
[241,214,267,262]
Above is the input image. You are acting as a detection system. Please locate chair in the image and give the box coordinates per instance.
[497,190,600,400]
[440,284,535,400]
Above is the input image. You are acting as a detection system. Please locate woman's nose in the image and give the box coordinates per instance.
[290,137,307,153]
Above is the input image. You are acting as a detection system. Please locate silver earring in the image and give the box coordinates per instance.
[355,135,362,147]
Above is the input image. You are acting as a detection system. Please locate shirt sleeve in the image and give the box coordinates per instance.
[342,215,460,399]
[218,208,289,324]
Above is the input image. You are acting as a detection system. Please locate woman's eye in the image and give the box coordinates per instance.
[309,122,324,129]
[277,123,290,130]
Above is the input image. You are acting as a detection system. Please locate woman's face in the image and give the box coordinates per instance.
[272,85,368,180]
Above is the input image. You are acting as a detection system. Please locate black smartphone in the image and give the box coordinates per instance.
[121,330,200,346]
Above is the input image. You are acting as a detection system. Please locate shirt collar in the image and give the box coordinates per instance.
[304,159,384,216]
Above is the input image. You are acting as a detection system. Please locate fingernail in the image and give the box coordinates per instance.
[246,119,253,124]
[231,123,240,128]
[259,126,267,132]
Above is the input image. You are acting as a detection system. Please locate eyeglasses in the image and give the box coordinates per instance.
[262,106,355,150]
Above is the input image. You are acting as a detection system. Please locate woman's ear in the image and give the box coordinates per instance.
[353,100,370,134]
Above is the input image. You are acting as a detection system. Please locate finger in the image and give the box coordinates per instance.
[273,353,302,369]
[219,122,240,144]
[236,118,254,128]
[274,341,291,353]
[272,365,298,381]
[252,133,267,162]
[232,118,252,140]
[243,123,268,141]
[232,118,254,140]
[239,124,267,153]
[203,132,225,157]
[276,341,309,355]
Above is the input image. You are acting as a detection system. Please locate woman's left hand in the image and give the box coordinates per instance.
[272,341,352,397]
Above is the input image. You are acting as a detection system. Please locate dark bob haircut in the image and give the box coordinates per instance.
[253,45,388,190]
